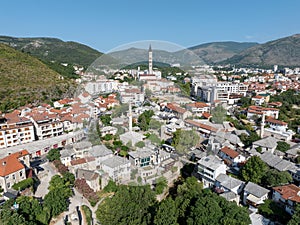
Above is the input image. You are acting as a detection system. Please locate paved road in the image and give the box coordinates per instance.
[34,162,56,198]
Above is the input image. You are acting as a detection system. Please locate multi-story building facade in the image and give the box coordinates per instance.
[192,78,248,103]
[197,155,227,188]
[0,116,35,149]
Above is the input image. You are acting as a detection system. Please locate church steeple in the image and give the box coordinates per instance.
[148,44,153,74]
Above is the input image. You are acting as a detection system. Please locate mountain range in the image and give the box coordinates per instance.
[1,34,300,67]
[0,36,103,67]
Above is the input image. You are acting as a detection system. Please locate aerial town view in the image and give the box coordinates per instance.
[1,1,300,225]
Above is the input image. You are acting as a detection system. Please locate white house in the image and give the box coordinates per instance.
[100,156,131,184]
[197,155,227,188]
[218,146,246,166]
[243,182,269,207]
[265,117,288,132]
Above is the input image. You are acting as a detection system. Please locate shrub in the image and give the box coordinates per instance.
[12,178,34,191]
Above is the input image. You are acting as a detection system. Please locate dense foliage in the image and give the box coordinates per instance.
[276,141,291,152]
[0,173,73,225]
[241,156,293,187]
[138,110,154,131]
[211,105,227,124]
[81,205,93,225]
[258,199,291,224]
[46,148,60,162]
[0,43,75,112]
[240,156,268,184]
[96,177,250,225]
[172,129,200,154]
[12,178,34,191]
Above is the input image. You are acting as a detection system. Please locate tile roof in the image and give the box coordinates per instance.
[220,146,239,159]
[216,173,244,190]
[166,103,187,114]
[244,182,269,198]
[0,150,29,177]
[185,119,218,132]
[273,184,300,203]
[265,117,287,126]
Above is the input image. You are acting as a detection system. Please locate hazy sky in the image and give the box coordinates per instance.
[1,0,300,52]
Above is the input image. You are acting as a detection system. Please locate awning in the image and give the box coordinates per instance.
[247,194,262,204]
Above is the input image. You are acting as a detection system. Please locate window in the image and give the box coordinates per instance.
[20,171,23,177]
[12,174,15,180]
[7,183,10,188]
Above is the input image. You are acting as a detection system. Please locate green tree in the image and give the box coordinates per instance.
[262,169,292,187]
[46,148,60,162]
[155,177,168,195]
[211,105,227,124]
[100,115,112,126]
[172,129,200,154]
[288,204,300,225]
[276,141,290,152]
[259,199,291,224]
[241,156,268,184]
[138,110,154,131]
[96,185,156,225]
[135,141,145,148]
[154,198,179,225]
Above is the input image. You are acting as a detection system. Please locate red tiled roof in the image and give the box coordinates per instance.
[166,103,187,114]
[202,112,212,119]
[265,117,287,126]
[70,158,87,166]
[0,150,29,177]
[185,119,218,132]
[220,146,239,159]
[252,95,264,99]
[187,102,209,108]
[273,184,300,203]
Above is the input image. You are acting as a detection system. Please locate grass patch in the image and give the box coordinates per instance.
[81,205,92,225]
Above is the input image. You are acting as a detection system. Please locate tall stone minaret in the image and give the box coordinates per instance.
[260,112,265,138]
[148,44,153,74]
[128,102,132,132]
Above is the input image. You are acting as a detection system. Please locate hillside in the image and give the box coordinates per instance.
[189,41,258,64]
[0,36,103,67]
[222,34,300,66]
[0,44,76,112]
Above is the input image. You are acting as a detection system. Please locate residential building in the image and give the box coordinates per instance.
[265,117,288,132]
[186,102,210,114]
[73,141,92,158]
[164,103,192,120]
[100,126,117,137]
[197,155,227,188]
[272,184,300,215]
[243,182,269,207]
[0,116,35,149]
[214,173,245,204]
[100,156,131,183]
[218,146,246,166]
[192,80,248,103]
[247,106,279,119]
[0,150,30,192]
[30,114,63,140]
[76,169,101,192]
[252,136,277,154]
[88,144,113,168]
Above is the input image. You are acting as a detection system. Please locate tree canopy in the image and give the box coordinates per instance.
[172,129,200,154]
[96,185,156,225]
[46,148,60,162]
[240,156,268,184]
